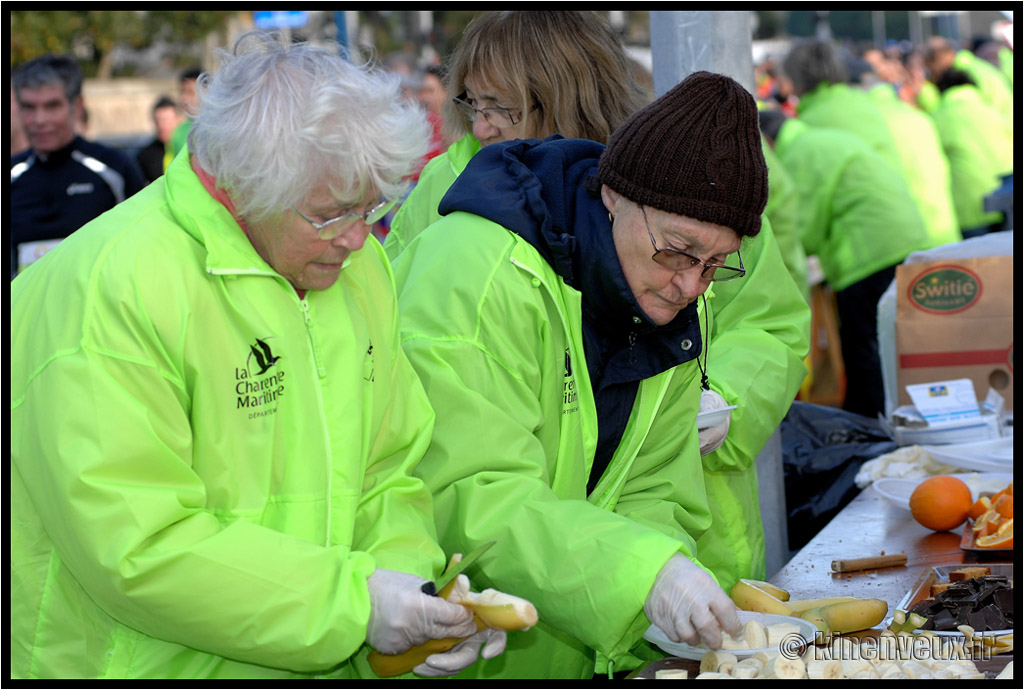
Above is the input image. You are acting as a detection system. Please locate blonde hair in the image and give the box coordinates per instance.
[443,11,648,145]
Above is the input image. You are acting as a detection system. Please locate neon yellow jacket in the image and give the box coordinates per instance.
[389,131,809,632]
[11,150,444,679]
[384,133,481,261]
[795,82,904,174]
[695,218,810,594]
[868,84,961,248]
[930,84,1015,232]
[393,208,713,678]
[774,118,932,291]
[953,49,1014,132]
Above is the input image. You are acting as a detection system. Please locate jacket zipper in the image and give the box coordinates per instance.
[299,298,334,548]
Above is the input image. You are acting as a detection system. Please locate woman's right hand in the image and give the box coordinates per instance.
[365,569,478,654]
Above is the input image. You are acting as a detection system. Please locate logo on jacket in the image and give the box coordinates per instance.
[236,337,286,417]
[563,348,578,413]
[249,338,282,375]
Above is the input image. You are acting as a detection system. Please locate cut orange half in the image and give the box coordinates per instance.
[975,533,1013,549]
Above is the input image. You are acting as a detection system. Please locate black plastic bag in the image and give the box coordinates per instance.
[780,401,897,551]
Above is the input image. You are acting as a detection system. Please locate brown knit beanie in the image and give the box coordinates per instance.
[597,71,768,236]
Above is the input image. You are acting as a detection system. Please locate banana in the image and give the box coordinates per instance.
[996,661,1013,679]
[653,669,688,679]
[743,619,768,649]
[785,595,859,613]
[841,658,873,677]
[877,661,908,678]
[729,579,797,616]
[813,598,888,635]
[752,651,774,670]
[805,659,842,679]
[898,660,932,679]
[798,606,831,642]
[763,655,807,679]
[740,578,791,602]
[766,622,801,647]
[694,671,732,679]
[367,574,538,678]
[730,663,759,679]
[731,658,763,678]
[699,651,737,674]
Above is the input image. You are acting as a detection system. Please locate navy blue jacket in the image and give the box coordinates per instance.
[440,136,703,490]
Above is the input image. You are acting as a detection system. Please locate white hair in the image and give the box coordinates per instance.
[189,31,429,222]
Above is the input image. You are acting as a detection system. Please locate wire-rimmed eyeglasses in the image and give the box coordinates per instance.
[292,198,396,240]
[451,92,535,129]
[640,205,745,282]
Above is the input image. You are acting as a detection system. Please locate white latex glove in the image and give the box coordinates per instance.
[366,569,478,654]
[698,389,731,456]
[644,554,742,649]
[412,628,508,677]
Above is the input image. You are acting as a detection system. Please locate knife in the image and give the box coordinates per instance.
[421,540,496,596]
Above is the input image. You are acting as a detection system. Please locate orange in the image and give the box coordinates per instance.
[996,518,1013,537]
[980,515,1004,536]
[976,532,1013,549]
[994,494,1014,519]
[968,496,992,520]
[909,475,973,532]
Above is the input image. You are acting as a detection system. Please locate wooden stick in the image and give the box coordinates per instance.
[831,554,909,573]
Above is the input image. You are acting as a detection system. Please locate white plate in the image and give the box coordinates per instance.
[696,405,738,429]
[643,611,817,661]
[872,473,1014,511]
[922,437,1014,473]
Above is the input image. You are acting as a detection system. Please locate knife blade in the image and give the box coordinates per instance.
[421,540,496,596]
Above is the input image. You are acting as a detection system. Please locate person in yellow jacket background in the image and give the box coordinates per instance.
[11,32,504,680]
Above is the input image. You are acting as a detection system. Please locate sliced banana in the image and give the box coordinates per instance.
[699,651,737,675]
[763,655,806,679]
[805,659,842,679]
[743,619,769,649]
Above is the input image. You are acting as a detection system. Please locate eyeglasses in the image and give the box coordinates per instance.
[640,206,745,282]
[292,198,396,240]
[451,92,534,129]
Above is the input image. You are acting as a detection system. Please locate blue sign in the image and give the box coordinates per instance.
[254,11,308,30]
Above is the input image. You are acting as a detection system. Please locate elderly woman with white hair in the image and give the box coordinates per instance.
[10,32,506,680]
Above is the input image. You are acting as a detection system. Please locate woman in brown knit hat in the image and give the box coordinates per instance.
[389,71,790,680]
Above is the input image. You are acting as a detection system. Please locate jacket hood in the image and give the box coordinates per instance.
[438,136,699,340]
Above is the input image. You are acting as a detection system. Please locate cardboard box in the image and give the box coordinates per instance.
[895,256,1014,410]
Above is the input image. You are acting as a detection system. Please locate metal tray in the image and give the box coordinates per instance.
[894,563,1014,637]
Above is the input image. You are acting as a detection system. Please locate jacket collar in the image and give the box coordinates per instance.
[164,147,273,276]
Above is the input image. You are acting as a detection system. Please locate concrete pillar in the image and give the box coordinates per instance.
[649,11,756,98]
[756,429,791,579]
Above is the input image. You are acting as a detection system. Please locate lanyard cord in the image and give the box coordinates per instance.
[698,293,710,391]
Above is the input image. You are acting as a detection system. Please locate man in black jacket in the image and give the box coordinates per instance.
[11,54,146,278]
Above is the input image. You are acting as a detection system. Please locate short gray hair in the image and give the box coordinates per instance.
[189,32,430,222]
[13,54,83,102]
[782,39,849,97]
